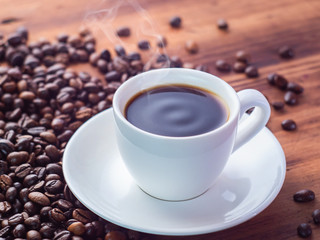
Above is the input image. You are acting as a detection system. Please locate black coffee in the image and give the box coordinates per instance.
[125,84,229,137]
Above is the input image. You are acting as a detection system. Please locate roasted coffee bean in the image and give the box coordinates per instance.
[233,61,247,73]
[216,60,231,72]
[27,126,47,136]
[169,16,182,28]
[23,174,38,187]
[53,199,73,212]
[36,155,51,166]
[267,73,276,85]
[8,213,24,226]
[15,163,32,178]
[272,102,284,111]
[293,189,315,202]
[46,163,63,176]
[138,40,150,50]
[7,32,22,46]
[279,45,294,59]
[25,216,41,230]
[235,50,250,63]
[245,66,259,78]
[127,52,141,61]
[45,179,64,194]
[0,201,12,213]
[100,49,111,62]
[75,108,93,121]
[0,139,15,156]
[105,231,126,240]
[68,222,86,236]
[50,208,66,222]
[105,71,121,82]
[53,230,72,240]
[217,18,228,30]
[72,208,95,224]
[40,223,55,238]
[284,91,298,105]
[185,40,198,54]
[273,73,288,90]
[297,223,312,238]
[13,223,26,238]
[281,119,297,131]
[29,180,45,192]
[40,206,52,220]
[51,118,65,132]
[89,52,100,66]
[116,27,131,37]
[0,174,13,190]
[96,59,109,73]
[312,209,320,224]
[45,174,60,182]
[19,188,30,203]
[45,145,60,162]
[7,151,29,165]
[28,192,50,206]
[26,229,42,240]
[287,82,304,94]
[5,186,17,202]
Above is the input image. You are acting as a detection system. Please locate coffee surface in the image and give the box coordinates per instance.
[125,85,228,137]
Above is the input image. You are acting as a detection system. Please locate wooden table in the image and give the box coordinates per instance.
[1,0,320,239]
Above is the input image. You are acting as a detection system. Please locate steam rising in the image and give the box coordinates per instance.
[83,0,170,71]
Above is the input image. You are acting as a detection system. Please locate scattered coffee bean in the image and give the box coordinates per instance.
[233,61,247,73]
[216,59,231,72]
[138,40,150,50]
[279,45,294,59]
[312,209,320,224]
[282,119,297,131]
[267,73,288,90]
[235,50,250,63]
[284,91,298,105]
[217,18,228,30]
[287,82,304,94]
[185,40,199,54]
[116,26,130,37]
[245,65,259,78]
[169,16,182,28]
[293,189,315,202]
[297,223,312,238]
[272,101,285,111]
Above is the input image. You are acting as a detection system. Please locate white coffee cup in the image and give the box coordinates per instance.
[113,68,270,201]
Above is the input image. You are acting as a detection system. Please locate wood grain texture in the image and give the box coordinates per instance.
[1,0,320,239]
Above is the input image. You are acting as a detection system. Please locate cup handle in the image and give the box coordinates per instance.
[232,89,271,153]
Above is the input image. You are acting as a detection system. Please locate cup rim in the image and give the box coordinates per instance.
[113,68,240,140]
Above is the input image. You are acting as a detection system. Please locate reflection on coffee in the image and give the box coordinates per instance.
[125,84,229,137]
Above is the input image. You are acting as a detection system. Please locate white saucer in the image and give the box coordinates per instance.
[63,108,286,236]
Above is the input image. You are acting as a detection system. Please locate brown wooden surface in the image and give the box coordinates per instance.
[1,0,320,239]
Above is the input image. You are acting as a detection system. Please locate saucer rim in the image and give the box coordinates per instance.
[63,108,286,236]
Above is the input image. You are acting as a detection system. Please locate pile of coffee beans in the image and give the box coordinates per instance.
[0,26,178,239]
